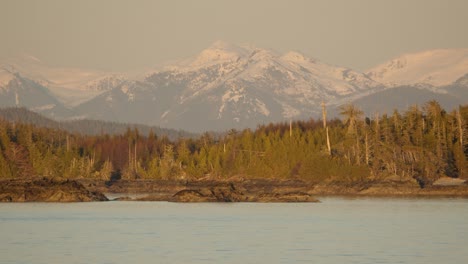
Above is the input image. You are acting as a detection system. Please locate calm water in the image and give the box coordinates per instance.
[1,197,467,264]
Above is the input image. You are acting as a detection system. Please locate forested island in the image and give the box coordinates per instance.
[0,101,467,202]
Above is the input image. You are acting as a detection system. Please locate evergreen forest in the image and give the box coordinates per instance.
[0,101,466,187]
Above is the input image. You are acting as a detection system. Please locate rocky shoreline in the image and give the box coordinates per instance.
[136,183,319,203]
[88,178,468,200]
[81,177,468,201]
[0,177,108,202]
[1,177,468,202]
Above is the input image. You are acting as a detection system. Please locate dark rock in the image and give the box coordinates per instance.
[171,189,214,202]
[170,183,319,203]
[112,196,134,201]
[0,177,108,202]
[171,183,247,202]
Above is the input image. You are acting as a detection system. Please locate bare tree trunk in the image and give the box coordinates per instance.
[374,112,380,141]
[322,101,331,155]
[356,137,361,165]
[289,120,292,137]
[321,101,327,128]
[326,127,331,156]
[128,141,132,170]
[365,132,369,165]
[457,109,464,148]
[134,142,137,172]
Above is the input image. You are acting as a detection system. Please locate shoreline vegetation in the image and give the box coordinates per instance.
[0,100,467,202]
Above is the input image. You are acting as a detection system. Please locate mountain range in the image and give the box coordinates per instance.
[1,41,467,132]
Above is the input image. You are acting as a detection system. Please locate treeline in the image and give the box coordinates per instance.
[0,101,466,185]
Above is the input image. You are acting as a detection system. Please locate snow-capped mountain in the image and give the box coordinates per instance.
[1,55,123,107]
[1,42,467,132]
[0,68,72,118]
[76,41,382,131]
[366,48,468,87]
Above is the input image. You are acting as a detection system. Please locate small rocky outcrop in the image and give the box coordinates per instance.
[0,177,109,202]
[170,183,319,203]
[171,183,247,202]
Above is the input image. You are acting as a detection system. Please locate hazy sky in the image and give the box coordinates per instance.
[1,0,467,72]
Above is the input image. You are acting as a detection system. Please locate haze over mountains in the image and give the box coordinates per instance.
[1,41,467,132]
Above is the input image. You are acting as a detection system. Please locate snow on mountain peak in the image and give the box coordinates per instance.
[281,51,308,63]
[170,41,284,71]
[248,48,278,61]
[0,68,15,87]
[166,41,380,100]
[187,41,252,67]
[366,48,468,86]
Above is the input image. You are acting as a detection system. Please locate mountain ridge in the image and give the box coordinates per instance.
[0,107,195,140]
[1,42,467,132]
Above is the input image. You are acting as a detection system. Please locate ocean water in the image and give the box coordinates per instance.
[1,197,467,264]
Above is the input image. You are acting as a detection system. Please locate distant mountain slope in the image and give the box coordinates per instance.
[0,68,73,119]
[0,107,195,140]
[442,73,468,99]
[353,72,468,117]
[350,86,463,116]
[366,48,468,86]
[1,55,123,106]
